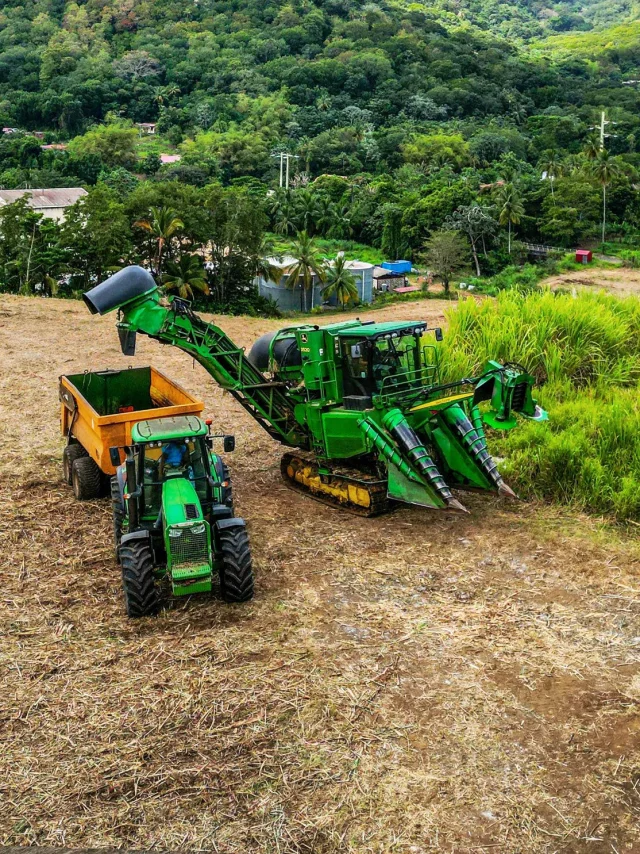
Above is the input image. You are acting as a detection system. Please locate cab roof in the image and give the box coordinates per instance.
[131,415,207,443]
[335,321,427,338]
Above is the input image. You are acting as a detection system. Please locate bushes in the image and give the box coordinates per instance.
[619,249,640,268]
[438,290,640,521]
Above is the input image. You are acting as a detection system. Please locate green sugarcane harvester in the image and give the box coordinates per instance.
[84,266,547,517]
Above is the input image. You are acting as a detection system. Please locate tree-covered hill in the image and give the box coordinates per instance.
[1,0,639,135]
[0,0,639,304]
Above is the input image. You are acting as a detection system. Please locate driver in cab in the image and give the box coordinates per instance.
[159,440,188,479]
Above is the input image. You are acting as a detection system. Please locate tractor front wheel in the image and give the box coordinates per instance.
[218,526,254,603]
[63,444,87,485]
[111,477,124,560]
[120,541,160,618]
[72,456,102,500]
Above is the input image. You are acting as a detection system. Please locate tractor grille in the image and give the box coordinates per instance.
[170,525,209,569]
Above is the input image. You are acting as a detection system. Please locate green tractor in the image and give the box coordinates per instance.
[111,414,254,617]
[84,266,547,518]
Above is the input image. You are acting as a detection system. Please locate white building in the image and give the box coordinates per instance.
[0,188,88,222]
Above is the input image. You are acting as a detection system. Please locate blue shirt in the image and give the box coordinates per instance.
[163,443,186,467]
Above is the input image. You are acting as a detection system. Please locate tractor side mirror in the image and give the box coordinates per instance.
[109,446,122,466]
[434,327,443,342]
[223,435,236,453]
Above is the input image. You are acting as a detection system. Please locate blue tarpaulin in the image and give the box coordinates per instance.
[381,260,412,274]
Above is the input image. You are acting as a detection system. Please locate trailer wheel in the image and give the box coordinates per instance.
[218,526,254,603]
[72,456,102,500]
[63,444,87,485]
[111,477,125,560]
[120,541,160,618]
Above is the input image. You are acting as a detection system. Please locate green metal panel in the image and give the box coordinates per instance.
[322,409,369,458]
[387,464,443,508]
[66,367,154,416]
[132,415,207,443]
[161,477,203,525]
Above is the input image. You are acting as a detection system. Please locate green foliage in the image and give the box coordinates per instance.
[67,122,138,169]
[402,134,470,169]
[422,230,469,292]
[162,254,209,300]
[437,290,640,520]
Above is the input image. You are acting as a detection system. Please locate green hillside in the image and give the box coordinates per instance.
[0,1,639,306]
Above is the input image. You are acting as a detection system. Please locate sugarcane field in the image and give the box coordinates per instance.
[1,276,639,854]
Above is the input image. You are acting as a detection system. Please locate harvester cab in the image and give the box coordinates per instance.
[84,265,548,519]
[112,414,253,618]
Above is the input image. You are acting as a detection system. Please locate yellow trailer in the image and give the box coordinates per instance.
[60,366,204,499]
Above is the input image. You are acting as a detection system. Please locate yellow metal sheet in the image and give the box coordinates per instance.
[410,391,473,412]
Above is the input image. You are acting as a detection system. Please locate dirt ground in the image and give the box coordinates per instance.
[1,294,639,853]
[544,265,640,297]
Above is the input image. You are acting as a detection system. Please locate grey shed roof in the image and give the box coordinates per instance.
[0,188,88,209]
[373,265,404,278]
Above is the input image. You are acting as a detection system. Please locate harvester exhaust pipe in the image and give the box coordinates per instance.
[383,409,468,513]
[83,265,158,316]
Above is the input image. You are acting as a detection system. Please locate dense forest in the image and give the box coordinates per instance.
[1,0,640,305]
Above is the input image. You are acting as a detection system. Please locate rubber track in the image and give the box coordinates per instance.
[218,527,254,602]
[120,541,160,618]
[280,452,390,517]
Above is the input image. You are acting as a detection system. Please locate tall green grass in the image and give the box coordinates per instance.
[437,290,640,521]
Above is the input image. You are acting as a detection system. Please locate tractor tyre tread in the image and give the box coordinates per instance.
[120,541,160,618]
[111,476,125,560]
[218,526,254,603]
[63,444,88,485]
[72,455,102,500]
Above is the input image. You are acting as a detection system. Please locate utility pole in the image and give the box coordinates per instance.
[271,151,298,188]
[284,153,299,189]
[589,111,618,149]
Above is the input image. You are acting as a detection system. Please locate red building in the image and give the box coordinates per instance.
[575,249,593,264]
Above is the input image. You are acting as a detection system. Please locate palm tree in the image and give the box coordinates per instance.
[328,204,353,239]
[583,134,601,161]
[293,189,322,235]
[162,254,209,300]
[315,195,336,236]
[591,149,623,245]
[539,150,563,200]
[322,255,359,306]
[251,236,283,285]
[154,85,180,107]
[285,231,326,312]
[134,206,184,274]
[496,182,524,254]
[269,188,296,236]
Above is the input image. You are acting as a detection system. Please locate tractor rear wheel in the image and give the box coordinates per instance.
[63,444,87,485]
[218,526,254,603]
[120,541,160,618]
[111,477,124,560]
[72,456,102,500]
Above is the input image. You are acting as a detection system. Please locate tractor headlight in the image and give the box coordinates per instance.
[191,523,206,535]
[169,528,183,538]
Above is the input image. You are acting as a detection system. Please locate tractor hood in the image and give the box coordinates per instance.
[162,477,203,526]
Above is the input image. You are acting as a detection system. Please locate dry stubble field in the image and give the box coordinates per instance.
[1,294,639,853]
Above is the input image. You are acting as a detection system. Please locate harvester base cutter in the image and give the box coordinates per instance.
[280,452,390,517]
